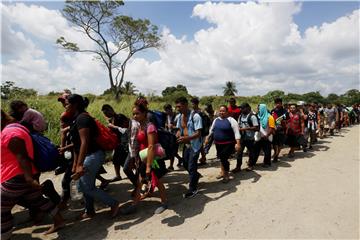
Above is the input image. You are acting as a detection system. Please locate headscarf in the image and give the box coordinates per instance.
[258,104,270,129]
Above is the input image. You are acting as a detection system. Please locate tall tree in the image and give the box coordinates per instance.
[222,81,238,96]
[56,0,161,99]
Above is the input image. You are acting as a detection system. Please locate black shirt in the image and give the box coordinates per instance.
[109,113,129,146]
[271,107,289,133]
[70,113,99,154]
[111,113,129,129]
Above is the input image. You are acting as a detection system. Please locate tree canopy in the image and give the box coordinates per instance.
[222,81,238,96]
[57,0,161,99]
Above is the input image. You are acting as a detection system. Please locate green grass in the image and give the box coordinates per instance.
[2,95,173,145]
[2,94,275,145]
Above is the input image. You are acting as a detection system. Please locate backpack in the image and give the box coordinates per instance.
[94,119,119,151]
[149,110,166,129]
[157,128,178,160]
[238,112,259,127]
[82,113,119,151]
[239,113,259,139]
[144,123,177,161]
[7,124,59,172]
[191,111,211,137]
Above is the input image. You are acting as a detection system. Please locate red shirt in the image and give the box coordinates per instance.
[136,123,157,151]
[288,113,302,135]
[1,123,37,183]
[228,105,241,121]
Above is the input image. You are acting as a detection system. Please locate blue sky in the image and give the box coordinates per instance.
[2,1,359,96]
[14,1,359,64]
[24,1,360,36]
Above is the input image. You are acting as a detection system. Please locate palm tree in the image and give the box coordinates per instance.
[121,81,138,95]
[222,81,237,96]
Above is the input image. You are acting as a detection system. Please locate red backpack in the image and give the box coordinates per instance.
[83,113,119,151]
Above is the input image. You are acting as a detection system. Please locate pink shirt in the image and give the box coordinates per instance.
[22,108,47,133]
[136,123,157,151]
[1,123,37,183]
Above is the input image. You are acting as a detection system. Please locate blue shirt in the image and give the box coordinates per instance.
[176,110,203,152]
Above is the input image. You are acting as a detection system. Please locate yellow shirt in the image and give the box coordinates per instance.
[268,115,275,129]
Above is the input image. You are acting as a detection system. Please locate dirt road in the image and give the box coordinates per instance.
[12,125,359,239]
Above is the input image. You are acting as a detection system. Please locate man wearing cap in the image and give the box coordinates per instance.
[232,103,259,172]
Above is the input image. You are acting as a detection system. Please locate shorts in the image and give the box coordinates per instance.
[215,143,235,160]
[286,134,307,147]
[272,132,286,146]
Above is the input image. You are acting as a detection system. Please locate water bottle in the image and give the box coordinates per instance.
[64,151,72,160]
[70,180,83,201]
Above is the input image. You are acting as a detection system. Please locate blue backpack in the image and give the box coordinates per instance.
[7,124,59,172]
[149,110,166,129]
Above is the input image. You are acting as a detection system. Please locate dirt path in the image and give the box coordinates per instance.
[12,125,359,239]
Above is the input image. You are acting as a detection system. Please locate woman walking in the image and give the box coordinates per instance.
[206,105,240,183]
[67,94,119,219]
[125,101,168,214]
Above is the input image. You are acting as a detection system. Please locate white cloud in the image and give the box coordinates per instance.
[125,2,359,96]
[1,2,359,96]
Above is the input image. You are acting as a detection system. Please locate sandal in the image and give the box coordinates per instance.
[216,174,223,179]
[79,212,95,220]
[222,177,230,184]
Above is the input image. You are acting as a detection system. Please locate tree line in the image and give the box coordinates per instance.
[2,81,359,107]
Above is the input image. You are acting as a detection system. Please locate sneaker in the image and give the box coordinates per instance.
[110,176,122,182]
[262,164,271,168]
[167,166,174,171]
[245,166,254,171]
[99,180,110,190]
[272,156,279,163]
[54,166,67,175]
[154,203,168,214]
[231,167,241,173]
[183,189,198,199]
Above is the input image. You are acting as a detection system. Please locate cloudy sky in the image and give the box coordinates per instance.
[1,1,359,96]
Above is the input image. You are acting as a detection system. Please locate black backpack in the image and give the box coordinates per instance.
[192,111,211,137]
[157,129,178,160]
[144,123,177,161]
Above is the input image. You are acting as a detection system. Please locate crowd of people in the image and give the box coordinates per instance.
[1,91,360,239]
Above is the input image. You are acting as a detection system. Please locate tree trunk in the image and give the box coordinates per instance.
[115,86,122,101]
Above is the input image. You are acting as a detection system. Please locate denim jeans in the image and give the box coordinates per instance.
[78,150,118,213]
[183,145,200,192]
[61,159,73,201]
[123,155,138,187]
